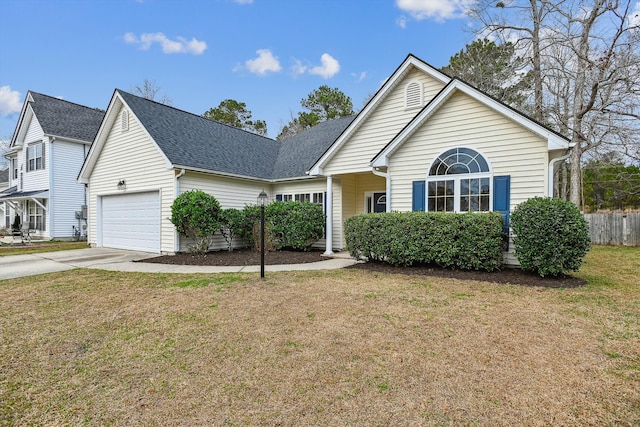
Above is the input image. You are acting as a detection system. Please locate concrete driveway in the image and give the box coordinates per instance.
[0,248,156,280]
[0,247,358,280]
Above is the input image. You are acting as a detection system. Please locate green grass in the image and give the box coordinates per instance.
[0,245,638,425]
[0,241,89,256]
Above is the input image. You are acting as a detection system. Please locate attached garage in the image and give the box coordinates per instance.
[100,191,161,253]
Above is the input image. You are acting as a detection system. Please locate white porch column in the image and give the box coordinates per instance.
[324,175,334,255]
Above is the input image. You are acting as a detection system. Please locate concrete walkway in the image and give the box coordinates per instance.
[0,247,359,280]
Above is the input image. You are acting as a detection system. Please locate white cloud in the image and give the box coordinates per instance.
[239,49,282,75]
[308,53,340,79]
[396,15,408,28]
[291,59,308,76]
[0,86,22,116]
[351,71,367,82]
[123,32,207,55]
[396,0,468,23]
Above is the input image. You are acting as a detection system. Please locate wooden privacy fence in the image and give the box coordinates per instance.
[584,213,640,246]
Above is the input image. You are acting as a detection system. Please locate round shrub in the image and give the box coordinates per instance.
[170,190,222,253]
[511,197,590,277]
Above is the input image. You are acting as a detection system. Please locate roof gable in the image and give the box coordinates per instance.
[308,54,451,175]
[371,79,571,167]
[80,90,351,183]
[11,92,104,145]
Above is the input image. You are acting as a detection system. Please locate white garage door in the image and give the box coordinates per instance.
[101,191,161,253]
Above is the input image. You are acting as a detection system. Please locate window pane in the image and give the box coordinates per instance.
[448,164,469,175]
[470,178,479,194]
[445,180,454,195]
[461,179,469,194]
[428,181,436,196]
[481,178,490,194]
[436,197,444,211]
[427,198,435,211]
[477,156,489,172]
[480,196,489,211]
[445,197,454,212]
[461,196,469,211]
[470,196,479,212]
[468,160,480,173]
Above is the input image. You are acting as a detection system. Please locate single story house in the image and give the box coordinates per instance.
[79,54,572,264]
[1,91,104,239]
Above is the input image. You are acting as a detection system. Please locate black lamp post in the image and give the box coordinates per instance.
[257,190,268,279]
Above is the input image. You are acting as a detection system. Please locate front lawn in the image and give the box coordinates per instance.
[0,241,89,256]
[0,246,638,425]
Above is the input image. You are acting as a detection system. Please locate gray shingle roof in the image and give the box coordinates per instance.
[29,92,105,142]
[272,115,355,179]
[118,90,353,180]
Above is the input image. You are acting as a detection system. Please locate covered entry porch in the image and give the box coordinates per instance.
[323,172,387,254]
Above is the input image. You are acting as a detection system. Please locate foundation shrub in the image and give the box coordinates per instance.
[344,211,504,271]
[266,201,325,251]
[511,197,590,277]
[171,190,222,254]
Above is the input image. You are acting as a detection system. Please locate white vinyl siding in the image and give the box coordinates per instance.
[87,105,176,253]
[388,91,548,213]
[22,118,48,192]
[50,140,89,238]
[178,173,266,251]
[323,67,445,176]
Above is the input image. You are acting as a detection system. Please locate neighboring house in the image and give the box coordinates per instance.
[0,167,8,225]
[1,91,104,239]
[79,54,572,264]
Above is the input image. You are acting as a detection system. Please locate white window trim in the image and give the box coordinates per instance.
[26,142,45,172]
[425,147,494,213]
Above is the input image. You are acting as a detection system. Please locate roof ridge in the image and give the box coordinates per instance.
[116,89,276,142]
[29,90,103,111]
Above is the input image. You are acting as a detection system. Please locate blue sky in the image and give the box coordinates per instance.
[0,0,477,141]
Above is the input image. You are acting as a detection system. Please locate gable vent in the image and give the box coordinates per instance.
[405,81,422,109]
[121,110,129,132]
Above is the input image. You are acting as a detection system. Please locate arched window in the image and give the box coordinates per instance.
[427,147,491,212]
[405,80,423,109]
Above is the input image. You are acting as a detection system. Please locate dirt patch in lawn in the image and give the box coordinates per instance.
[140,249,586,288]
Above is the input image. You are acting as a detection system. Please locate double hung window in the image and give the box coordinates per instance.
[27,142,45,172]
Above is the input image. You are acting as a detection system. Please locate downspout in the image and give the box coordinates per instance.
[371,167,391,212]
[48,137,54,238]
[548,152,570,198]
[174,169,186,253]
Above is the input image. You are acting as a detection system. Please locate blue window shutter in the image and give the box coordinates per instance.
[493,175,511,234]
[275,194,283,202]
[412,180,426,211]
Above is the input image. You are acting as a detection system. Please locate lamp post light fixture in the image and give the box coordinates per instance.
[257,190,269,279]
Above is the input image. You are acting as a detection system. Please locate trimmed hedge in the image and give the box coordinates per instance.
[511,197,590,277]
[344,211,504,271]
[266,201,325,251]
[170,190,222,254]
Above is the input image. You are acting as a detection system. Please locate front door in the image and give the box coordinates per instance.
[366,191,387,213]
[373,192,386,213]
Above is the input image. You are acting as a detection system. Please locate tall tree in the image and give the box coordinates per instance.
[203,99,268,136]
[132,78,172,105]
[441,38,533,112]
[469,0,640,207]
[277,85,354,140]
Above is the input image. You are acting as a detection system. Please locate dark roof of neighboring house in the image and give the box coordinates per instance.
[28,92,105,142]
[118,90,353,180]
